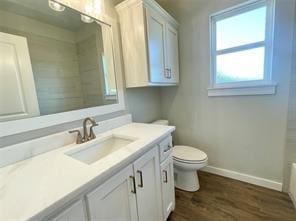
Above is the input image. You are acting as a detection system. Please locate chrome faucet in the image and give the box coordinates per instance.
[69,117,98,144]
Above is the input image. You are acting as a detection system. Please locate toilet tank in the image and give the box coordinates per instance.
[152,119,175,146]
[152,119,169,126]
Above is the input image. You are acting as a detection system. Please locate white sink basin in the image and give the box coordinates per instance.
[66,135,137,164]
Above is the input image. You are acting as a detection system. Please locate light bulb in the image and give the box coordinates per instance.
[48,0,65,12]
[81,14,94,23]
[94,1,102,14]
[84,3,93,14]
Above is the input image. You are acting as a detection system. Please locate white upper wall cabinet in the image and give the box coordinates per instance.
[116,0,180,87]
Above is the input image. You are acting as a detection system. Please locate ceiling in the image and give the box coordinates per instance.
[0,0,85,31]
[155,0,204,19]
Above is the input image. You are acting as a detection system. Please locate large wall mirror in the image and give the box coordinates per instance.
[0,0,125,137]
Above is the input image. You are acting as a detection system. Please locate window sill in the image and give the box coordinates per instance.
[207,83,277,97]
[105,94,117,100]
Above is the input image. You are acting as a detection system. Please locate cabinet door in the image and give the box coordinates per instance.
[165,24,179,83]
[146,8,167,83]
[0,32,40,121]
[134,147,162,221]
[86,165,138,221]
[160,157,175,220]
[50,200,87,221]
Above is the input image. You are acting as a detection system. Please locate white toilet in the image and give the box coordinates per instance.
[173,145,208,192]
[152,120,208,192]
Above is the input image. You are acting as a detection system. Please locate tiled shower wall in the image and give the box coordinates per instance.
[0,10,85,115]
[76,25,105,108]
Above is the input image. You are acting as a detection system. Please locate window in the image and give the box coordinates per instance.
[209,0,276,96]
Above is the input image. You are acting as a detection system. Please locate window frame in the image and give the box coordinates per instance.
[208,0,276,96]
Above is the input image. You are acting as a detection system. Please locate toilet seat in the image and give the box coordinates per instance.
[173,145,207,164]
[173,157,208,164]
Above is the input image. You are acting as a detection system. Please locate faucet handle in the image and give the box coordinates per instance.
[69,130,83,144]
[89,123,98,140]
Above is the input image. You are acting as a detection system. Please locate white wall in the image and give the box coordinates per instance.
[126,87,161,123]
[159,0,295,186]
[284,2,296,192]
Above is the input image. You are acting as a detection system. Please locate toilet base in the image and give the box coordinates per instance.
[174,167,200,192]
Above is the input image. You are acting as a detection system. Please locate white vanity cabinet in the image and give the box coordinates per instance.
[86,147,162,221]
[133,147,162,221]
[50,200,87,221]
[86,165,138,221]
[158,136,175,220]
[116,0,179,87]
[47,136,174,221]
[160,157,175,220]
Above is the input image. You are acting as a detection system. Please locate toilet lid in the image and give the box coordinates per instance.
[173,145,207,162]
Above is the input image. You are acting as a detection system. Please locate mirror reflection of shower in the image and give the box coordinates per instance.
[0,0,118,122]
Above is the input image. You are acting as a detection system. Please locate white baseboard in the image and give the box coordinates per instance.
[289,192,296,209]
[201,165,283,191]
[289,163,296,209]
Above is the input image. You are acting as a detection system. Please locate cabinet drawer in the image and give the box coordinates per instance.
[159,136,172,162]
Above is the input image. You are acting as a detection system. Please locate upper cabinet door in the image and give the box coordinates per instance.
[86,165,138,221]
[116,0,179,87]
[146,8,167,83]
[133,147,162,221]
[0,32,40,121]
[165,24,179,83]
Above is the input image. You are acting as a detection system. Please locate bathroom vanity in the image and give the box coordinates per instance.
[0,116,175,221]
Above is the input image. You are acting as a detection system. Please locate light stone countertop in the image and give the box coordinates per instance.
[0,123,175,221]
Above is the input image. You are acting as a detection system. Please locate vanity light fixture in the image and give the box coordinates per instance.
[94,1,103,14]
[48,0,65,12]
[81,14,94,23]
